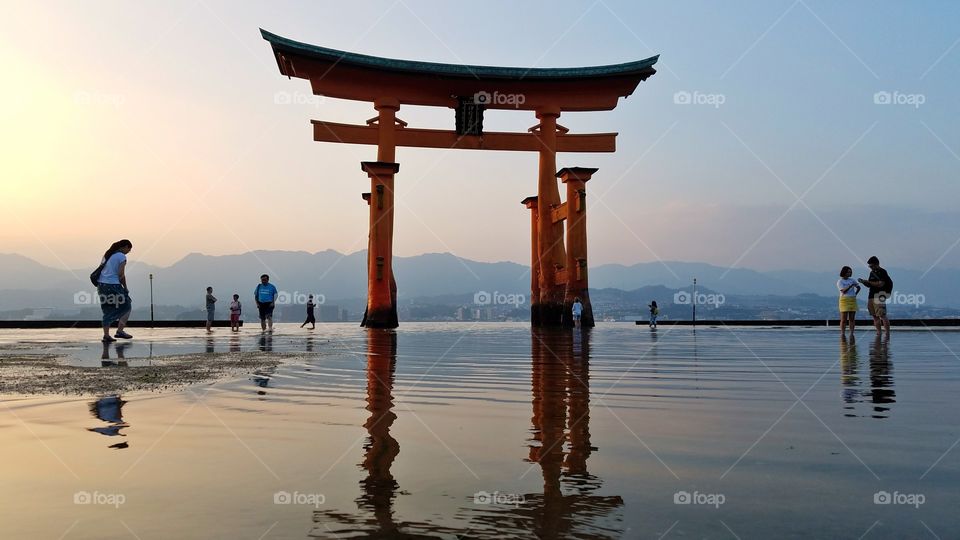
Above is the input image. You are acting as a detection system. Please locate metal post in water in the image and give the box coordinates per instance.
[692,278,697,329]
[149,273,155,327]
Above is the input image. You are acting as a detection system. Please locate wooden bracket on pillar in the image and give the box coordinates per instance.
[550,202,568,224]
[361,192,371,205]
[556,167,598,184]
[361,161,401,176]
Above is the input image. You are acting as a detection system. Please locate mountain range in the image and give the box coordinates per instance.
[0,251,957,310]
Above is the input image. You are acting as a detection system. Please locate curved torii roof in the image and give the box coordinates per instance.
[261,29,658,111]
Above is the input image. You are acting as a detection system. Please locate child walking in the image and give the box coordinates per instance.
[229,294,242,332]
[205,287,217,332]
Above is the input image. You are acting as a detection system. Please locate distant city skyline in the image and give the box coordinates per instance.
[2,1,959,272]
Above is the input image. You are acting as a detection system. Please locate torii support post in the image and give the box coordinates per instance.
[360,161,400,328]
[535,106,568,326]
[559,167,597,328]
[521,196,541,326]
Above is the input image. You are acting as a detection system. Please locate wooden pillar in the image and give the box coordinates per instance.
[558,167,596,328]
[522,196,541,326]
[360,161,400,328]
[360,97,401,328]
[535,106,567,326]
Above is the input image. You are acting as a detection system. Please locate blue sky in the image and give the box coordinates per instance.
[1,0,958,271]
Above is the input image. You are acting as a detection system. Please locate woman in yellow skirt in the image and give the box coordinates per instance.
[837,266,861,335]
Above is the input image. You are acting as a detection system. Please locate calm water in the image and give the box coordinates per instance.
[1,323,959,539]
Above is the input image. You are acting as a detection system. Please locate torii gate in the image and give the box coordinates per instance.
[262,30,658,328]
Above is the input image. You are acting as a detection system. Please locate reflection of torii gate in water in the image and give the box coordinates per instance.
[262,30,658,328]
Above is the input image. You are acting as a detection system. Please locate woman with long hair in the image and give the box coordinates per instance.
[95,239,134,342]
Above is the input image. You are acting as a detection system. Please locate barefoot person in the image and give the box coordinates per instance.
[571,297,583,329]
[837,266,860,335]
[648,300,659,329]
[229,294,242,332]
[858,256,892,337]
[254,274,278,332]
[94,240,134,342]
[300,294,317,330]
[205,286,217,332]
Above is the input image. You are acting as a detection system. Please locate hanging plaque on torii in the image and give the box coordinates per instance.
[262,29,658,328]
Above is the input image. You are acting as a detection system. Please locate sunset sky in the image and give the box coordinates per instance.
[2,0,958,272]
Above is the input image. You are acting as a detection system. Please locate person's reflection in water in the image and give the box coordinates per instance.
[258,333,273,353]
[229,333,240,354]
[101,342,130,367]
[205,335,215,354]
[840,334,860,417]
[306,335,315,353]
[87,395,129,449]
[868,335,895,418]
[453,328,623,538]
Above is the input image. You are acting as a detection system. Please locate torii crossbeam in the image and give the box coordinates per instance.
[262,29,658,328]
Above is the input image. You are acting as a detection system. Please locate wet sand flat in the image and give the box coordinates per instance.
[1,323,959,539]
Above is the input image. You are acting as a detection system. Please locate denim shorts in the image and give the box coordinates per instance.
[98,283,131,326]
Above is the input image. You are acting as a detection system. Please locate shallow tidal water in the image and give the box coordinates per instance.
[1,323,959,539]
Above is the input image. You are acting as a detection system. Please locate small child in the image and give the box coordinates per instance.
[229,294,242,332]
[205,287,217,332]
[649,300,659,329]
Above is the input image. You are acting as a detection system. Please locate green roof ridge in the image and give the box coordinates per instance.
[261,28,658,80]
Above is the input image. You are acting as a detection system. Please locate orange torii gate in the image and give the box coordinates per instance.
[262,30,658,328]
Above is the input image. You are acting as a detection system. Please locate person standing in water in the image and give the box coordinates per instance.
[254,274,278,332]
[205,286,217,332]
[859,256,892,337]
[837,266,860,335]
[648,300,659,329]
[229,294,242,332]
[94,239,134,343]
[571,297,583,329]
[301,294,317,330]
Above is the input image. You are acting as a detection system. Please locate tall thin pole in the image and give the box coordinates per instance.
[149,273,155,327]
[692,278,697,329]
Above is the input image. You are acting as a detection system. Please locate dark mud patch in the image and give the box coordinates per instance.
[0,352,292,396]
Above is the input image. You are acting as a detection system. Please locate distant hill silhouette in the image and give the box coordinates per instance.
[0,251,958,309]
